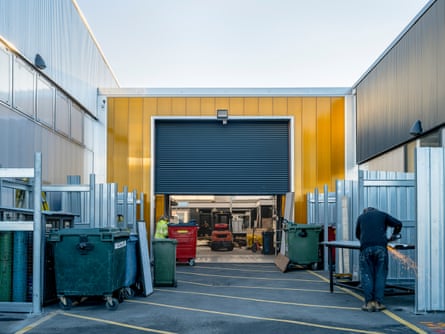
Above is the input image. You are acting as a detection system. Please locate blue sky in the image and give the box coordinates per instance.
[76,0,430,88]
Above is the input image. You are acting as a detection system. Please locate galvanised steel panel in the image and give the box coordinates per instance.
[360,170,416,282]
[416,147,445,312]
[355,0,444,163]
[0,0,118,113]
[313,171,416,280]
[155,119,290,195]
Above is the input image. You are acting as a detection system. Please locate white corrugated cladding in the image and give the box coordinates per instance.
[0,0,118,113]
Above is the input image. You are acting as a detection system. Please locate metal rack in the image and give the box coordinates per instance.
[0,153,43,314]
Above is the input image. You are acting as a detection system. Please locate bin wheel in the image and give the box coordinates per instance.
[125,287,135,298]
[188,259,195,266]
[310,262,319,270]
[173,280,178,288]
[105,298,119,310]
[59,297,72,310]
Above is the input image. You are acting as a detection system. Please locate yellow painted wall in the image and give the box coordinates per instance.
[107,96,345,232]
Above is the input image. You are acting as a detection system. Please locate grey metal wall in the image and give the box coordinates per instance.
[0,0,118,113]
[355,0,444,163]
[416,147,445,312]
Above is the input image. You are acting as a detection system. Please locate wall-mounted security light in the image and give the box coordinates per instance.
[216,109,228,125]
[409,120,423,136]
[34,54,46,70]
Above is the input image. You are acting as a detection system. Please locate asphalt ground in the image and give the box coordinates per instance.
[2,260,444,334]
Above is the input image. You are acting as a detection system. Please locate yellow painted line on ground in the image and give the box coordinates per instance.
[154,288,358,311]
[195,264,278,273]
[176,270,323,283]
[58,311,176,334]
[128,299,383,334]
[15,312,58,334]
[309,270,428,334]
[178,279,345,294]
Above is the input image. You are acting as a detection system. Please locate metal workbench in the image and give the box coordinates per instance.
[322,240,415,295]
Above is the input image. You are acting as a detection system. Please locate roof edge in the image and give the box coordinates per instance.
[98,87,353,97]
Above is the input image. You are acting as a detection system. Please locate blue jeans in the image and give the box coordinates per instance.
[359,246,388,303]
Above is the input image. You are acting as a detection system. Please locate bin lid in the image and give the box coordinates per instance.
[47,228,130,239]
[152,238,177,244]
[288,223,322,230]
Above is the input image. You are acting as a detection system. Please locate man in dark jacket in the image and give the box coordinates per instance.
[355,207,402,312]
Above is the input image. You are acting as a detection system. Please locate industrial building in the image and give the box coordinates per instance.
[0,0,444,315]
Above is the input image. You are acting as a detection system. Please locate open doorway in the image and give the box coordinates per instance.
[167,195,281,262]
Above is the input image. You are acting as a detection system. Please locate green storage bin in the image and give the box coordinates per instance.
[47,228,129,310]
[153,239,177,287]
[286,223,322,268]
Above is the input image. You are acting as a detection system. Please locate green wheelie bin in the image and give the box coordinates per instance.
[152,239,177,287]
[286,223,322,269]
[47,228,129,310]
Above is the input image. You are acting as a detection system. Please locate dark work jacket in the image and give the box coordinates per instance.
[355,208,402,250]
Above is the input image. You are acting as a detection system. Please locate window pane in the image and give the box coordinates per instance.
[55,91,70,136]
[36,76,54,127]
[0,46,10,104]
[13,58,34,116]
[71,103,83,143]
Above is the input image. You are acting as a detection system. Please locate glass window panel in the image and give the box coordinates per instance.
[36,75,54,127]
[84,115,93,150]
[13,58,34,116]
[55,91,70,136]
[71,103,83,143]
[0,46,10,104]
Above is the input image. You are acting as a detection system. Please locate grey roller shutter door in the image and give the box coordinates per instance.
[155,119,289,195]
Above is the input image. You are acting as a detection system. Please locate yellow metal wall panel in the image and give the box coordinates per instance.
[288,97,303,220]
[244,97,259,116]
[107,98,115,180]
[299,98,317,222]
[157,98,172,116]
[316,98,332,188]
[200,97,215,116]
[273,97,287,116]
[128,98,144,192]
[215,97,230,113]
[172,97,186,116]
[142,98,156,222]
[229,97,244,116]
[107,95,346,226]
[186,97,201,115]
[109,98,130,185]
[330,97,345,183]
[259,97,273,114]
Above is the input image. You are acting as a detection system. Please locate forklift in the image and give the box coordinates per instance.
[210,211,234,251]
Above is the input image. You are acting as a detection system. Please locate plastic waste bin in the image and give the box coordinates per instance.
[286,223,322,269]
[168,222,198,266]
[123,234,139,296]
[152,239,177,287]
[47,228,129,310]
[262,231,275,255]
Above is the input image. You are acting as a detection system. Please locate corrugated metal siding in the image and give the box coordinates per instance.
[0,0,118,113]
[155,119,289,195]
[310,171,416,283]
[355,0,445,163]
[416,147,445,312]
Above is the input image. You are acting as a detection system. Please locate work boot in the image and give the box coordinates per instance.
[361,301,376,312]
[375,302,386,311]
